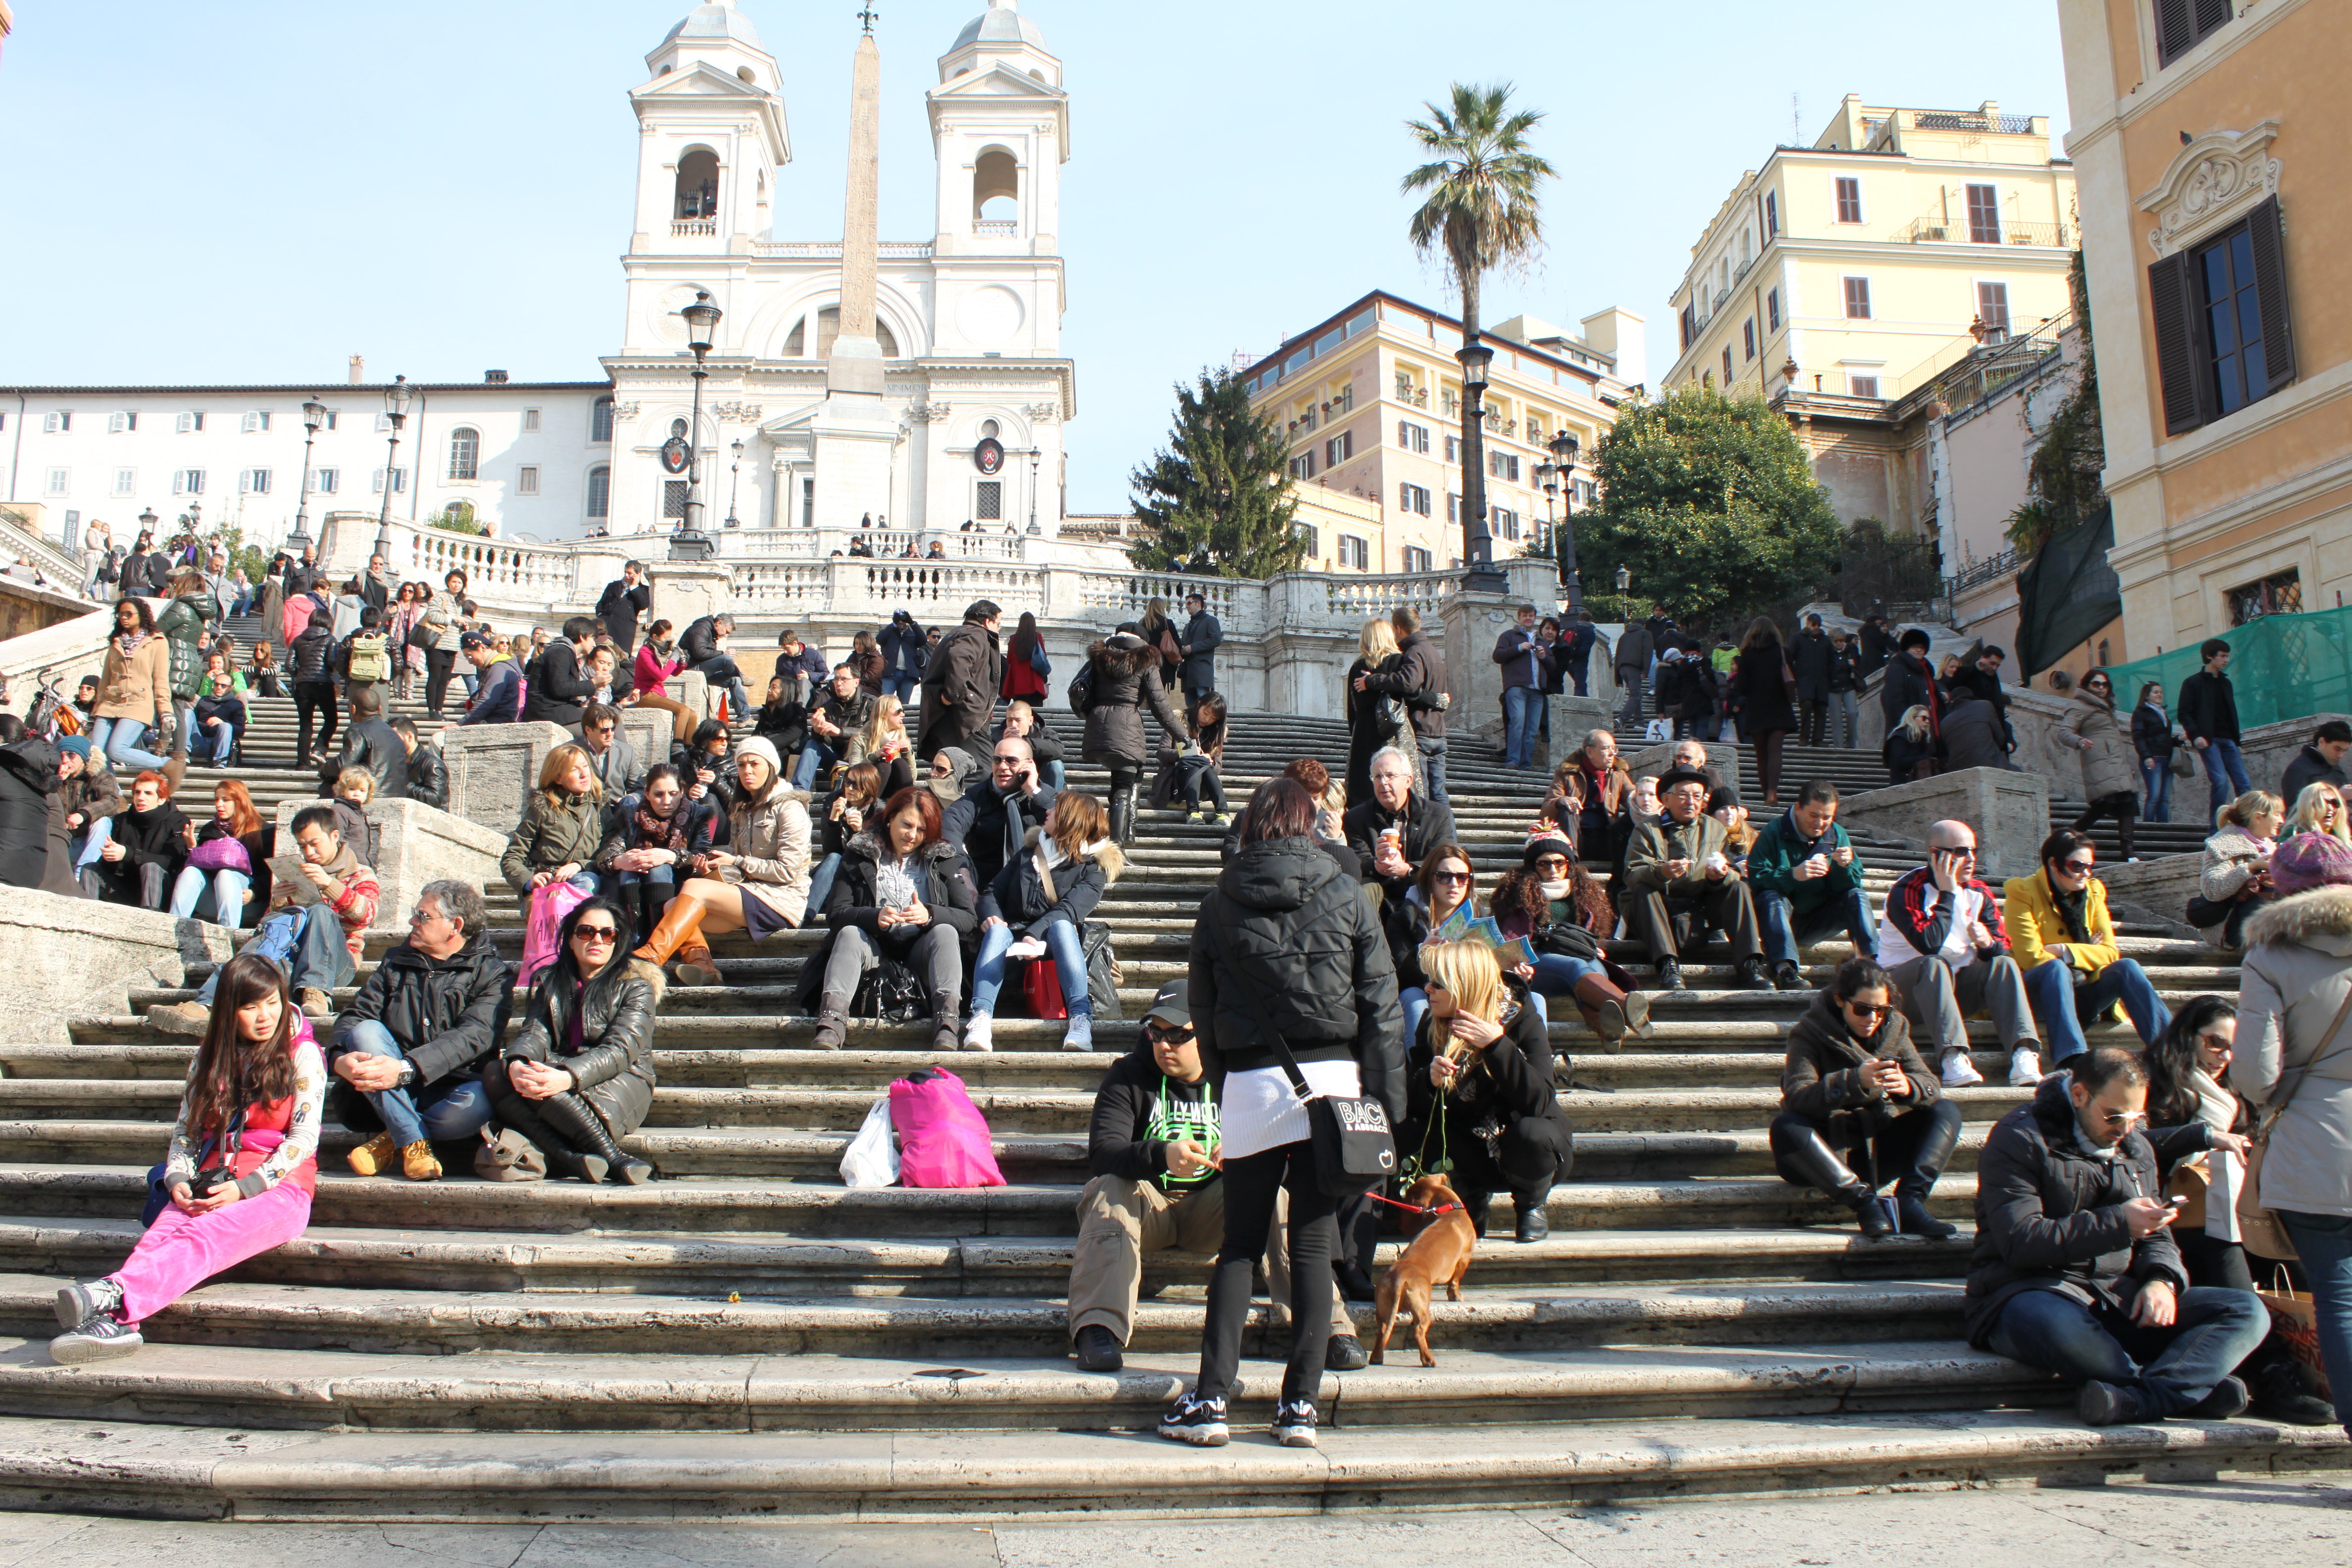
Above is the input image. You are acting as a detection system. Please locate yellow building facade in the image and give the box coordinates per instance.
[1665,96,2079,411]
[1241,291,1639,576]
[2060,0,2349,647]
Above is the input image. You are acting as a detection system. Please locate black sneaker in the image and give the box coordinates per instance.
[1158,1390,1229,1446]
[2190,1374,2251,1420]
[2252,1359,2338,1425]
[49,1313,142,1365]
[1325,1334,1369,1371]
[1733,956,1774,991]
[54,1277,122,1331]
[1073,1324,1123,1372]
[2077,1379,2147,1427]
[1272,1398,1319,1448]
[1772,961,1806,992]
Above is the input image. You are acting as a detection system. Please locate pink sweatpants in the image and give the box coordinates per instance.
[109,1181,312,1327]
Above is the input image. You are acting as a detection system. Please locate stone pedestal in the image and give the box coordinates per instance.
[2097,852,2203,936]
[442,722,574,833]
[647,564,732,639]
[1550,696,1617,757]
[0,891,237,1044]
[272,796,508,934]
[1836,766,2051,882]
[1626,739,1737,781]
[617,706,669,784]
[1438,590,1516,742]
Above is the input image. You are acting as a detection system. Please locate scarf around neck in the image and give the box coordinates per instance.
[2049,874,2094,946]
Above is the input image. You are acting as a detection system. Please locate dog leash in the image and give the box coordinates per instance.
[1371,1193,1465,1218]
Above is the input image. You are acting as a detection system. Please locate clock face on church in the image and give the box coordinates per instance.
[974,437,1004,475]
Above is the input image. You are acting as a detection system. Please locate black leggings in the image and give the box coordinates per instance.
[1754,728,1787,801]
[424,648,459,717]
[2074,790,2138,860]
[1107,762,1140,796]
[1195,1139,1341,1405]
[1182,763,1227,812]
[294,679,338,760]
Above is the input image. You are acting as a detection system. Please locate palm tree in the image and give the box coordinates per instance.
[1403,83,1554,576]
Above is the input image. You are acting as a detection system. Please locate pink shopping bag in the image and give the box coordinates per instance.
[888,1067,1005,1189]
[517,881,592,988]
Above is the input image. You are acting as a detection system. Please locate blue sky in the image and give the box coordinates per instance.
[0,0,2071,513]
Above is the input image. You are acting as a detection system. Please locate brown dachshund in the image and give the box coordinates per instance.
[1370,1172,1478,1367]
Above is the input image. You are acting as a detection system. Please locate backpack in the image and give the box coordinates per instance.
[347,633,390,684]
[1066,663,1096,716]
[1081,919,1123,1021]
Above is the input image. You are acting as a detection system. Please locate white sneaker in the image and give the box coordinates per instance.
[1063,1014,1094,1052]
[1941,1050,1985,1087]
[2009,1045,2045,1087]
[963,1011,994,1053]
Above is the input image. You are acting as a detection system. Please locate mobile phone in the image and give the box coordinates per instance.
[2165,1195,2191,1209]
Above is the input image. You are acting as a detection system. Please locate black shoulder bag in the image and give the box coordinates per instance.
[1217,935,1395,1194]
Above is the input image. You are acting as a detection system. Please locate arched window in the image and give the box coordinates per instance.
[591,396,615,442]
[447,427,480,482]
[675,148,721,221]
[783,317,805,357]
[808,307,899,359]
[974,147,1019,223]
[586,466,611,520]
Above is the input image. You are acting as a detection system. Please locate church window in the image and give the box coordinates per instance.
[671,418,689,441]
[974,147,1019,224]
[447,427,480,482]
[736,66,756,84]
[783,319,805,357]
[808,307,900,359]
[675,147,721,222]
[976,481,1003,521]
[591,397,615,442]
[980,420,1000,439]
[587,466,611,519]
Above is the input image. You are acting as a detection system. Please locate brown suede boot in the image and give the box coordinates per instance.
[632,894,708,971]
[674,943,722,987]
[1573,974,1652,1043]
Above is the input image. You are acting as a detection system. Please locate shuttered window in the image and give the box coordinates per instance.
[1977,282,2011,339]
[2148,196,2296,435]
[2154,0,2235,67]
[1966,184,2001,243]
[1842,277,1872,319]
[1835,177,1862,224]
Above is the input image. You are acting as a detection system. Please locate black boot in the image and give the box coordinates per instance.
[930,985,962,1054]
[1514,1192,1550,1243]
[491,1094,605,1183]
[1775,1122,1893,1237]
[1733,955,1774,991]
[534,1090,654,1185]
[2250,1336,2338,1425]
[1108,785,1134,847]
[1119,783,1143,847]
[1893,1110,1962,1241]
[1655,958,1685,993]
[1772,960,1806,992]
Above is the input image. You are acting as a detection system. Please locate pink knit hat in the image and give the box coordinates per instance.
[2270,830,2352,894]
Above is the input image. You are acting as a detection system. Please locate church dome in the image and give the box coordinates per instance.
[952,0,1045,50]
[662,1,763,53]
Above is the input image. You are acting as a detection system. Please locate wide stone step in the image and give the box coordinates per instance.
[0,1334,2061,1431]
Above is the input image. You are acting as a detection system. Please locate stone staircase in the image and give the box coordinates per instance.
[0,694,2330,1521]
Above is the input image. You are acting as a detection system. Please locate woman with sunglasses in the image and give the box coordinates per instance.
[1773,955,1960,1239]
[2004,829,2174,1066]
[2062,668,2142,862]
[1489,834,1652,1042]
[488,897,656,1185]
[1385,842,1479,1051]
[2290,781,2352,847]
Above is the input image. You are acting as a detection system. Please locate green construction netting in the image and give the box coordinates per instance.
[2101,605,2352,730]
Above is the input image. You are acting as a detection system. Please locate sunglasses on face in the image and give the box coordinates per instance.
[1534,858,1571,875]
[1433,870,1472,885]
[2196,1032,2232,1055]
[2059,858,2096,875]
[1843,1001,1892,1021]
[572,925,619,944]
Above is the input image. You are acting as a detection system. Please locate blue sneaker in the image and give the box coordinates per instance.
[1157,1390,1229,1446]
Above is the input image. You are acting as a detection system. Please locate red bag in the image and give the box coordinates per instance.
[1022,954,1068,1021]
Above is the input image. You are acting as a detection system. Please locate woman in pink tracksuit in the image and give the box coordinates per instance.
[49,951,324,1363]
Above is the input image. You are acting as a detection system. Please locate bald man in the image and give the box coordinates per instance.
[1875,819,2045,1089]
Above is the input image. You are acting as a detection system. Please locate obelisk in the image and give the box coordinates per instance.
[811,12,900,529]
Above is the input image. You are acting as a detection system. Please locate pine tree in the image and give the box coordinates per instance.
[1128,368,1303,578]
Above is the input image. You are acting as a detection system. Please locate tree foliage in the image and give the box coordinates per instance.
[430,500,488,537]
[1128,368,1303,578]
[1401,83,1554,343]
[1574,389,1842,627]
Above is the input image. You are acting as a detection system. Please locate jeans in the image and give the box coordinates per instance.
[87,716,169,772]
[1615,670,1647,729]
[1502,685,1542,770]
[695,657,751,722]
[1418,735,1450,811]
[331,1019,495,1148]
[2281,1210,2352,1426]
[2141,755,2173,824]
[2023,958,2172,1062]
[804,854,842,922]
[1983,1283,2268,1419]
[229,591,255,616]
[971,918,1090,1019]
[1400,985,1430,1050]
[1193,1139,1340,1405]
[2201,738,2252,826]
[1568,662,1589,697]
[193,906,355,1005]
[168,866,252,929]
[1040,758,1067,792]
[1758,885,1877,969]
[884,672,919,707]
[1524,951,1605,998]
[1181,763,1227,814]
[1827,689,1859,749]
[794,738,843,791]
[197,715,236,765]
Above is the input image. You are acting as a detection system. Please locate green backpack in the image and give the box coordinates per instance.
[347,633,390,684]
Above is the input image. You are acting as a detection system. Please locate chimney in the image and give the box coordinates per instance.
[348,354,365,385]
[486,369,509,384]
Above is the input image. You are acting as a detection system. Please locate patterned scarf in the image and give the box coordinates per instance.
[633,799,689,855]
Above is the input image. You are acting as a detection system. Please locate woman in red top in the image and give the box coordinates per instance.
[1001,611,1050,703]
[49,952,324,1363]
[634,619,697,743]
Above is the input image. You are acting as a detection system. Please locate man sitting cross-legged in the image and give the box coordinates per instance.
[1618,765,1771,992]
[1068,981,1364,1374]
[1876,819,2046,1089]
[1967,1045,2267,1426]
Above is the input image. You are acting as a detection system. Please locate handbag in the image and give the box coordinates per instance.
[2238,980,2352,1262]
[1265,1031,1397,1198]
[2258,1266,2333,1401]
[2164,1154,2209,1229]
[2169,748,2195,779]
[1022,955,1068,1021]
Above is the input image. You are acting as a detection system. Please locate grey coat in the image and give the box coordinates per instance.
[505,958,661,1138]
[1080,635,1185,769]
[2059,689,2138,802]
[2236,885,2352,1218]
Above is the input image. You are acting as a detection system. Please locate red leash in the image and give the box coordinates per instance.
[1371,1193,1464,1218]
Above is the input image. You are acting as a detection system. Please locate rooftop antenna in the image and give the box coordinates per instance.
[859,3,878,34]
[1790,93,1801,145]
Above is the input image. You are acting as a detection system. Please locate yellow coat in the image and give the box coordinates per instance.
[2001,870,2122,974]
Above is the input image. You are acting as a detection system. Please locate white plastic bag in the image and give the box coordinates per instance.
[1644,718,1671,742]
[839,1095,900,1188]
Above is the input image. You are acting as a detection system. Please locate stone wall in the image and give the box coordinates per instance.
[2096,852,2202,936]
[0,892,237,1044]
[441,722,575,833]
[274,796,507,933]
[1835,766,2051,882]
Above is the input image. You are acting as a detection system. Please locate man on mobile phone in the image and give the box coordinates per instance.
[1876,820,2045,1088]
[1965,1046,2266,1427]
[943,735,1058,890]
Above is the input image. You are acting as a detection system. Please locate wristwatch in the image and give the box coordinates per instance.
[397,1061,418,1089]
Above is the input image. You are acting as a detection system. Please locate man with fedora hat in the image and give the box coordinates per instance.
[1620,765,1771,992]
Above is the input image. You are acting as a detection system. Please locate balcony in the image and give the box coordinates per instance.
[1947,547,2021,597]
[974,219,1018,238]
[1914,109,2036,135]
[1393,384,1428,408]
[671,219,717,239]
[1899,217,2070,248]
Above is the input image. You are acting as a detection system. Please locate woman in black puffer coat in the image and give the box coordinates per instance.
[1730,616,1798,807]
[1080,632,1183,848]
[489,896,658,1185]
[1164,778,1401,1450]
[797,787,980,1052]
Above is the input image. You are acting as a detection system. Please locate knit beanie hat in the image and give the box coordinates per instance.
[735,737,782,778]
[58,736,90,760]
[1522,833,1575,868]
[2270,830,2352,894]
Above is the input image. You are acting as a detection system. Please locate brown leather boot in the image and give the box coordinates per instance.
[1573,974,1652,1043]
[632,894,708,970]
[674,943,722,987]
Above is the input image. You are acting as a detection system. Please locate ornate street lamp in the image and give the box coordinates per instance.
[725,438,744,529]
[671,290,723,562]
[1455,339,1504,591]
[1027,447,1042,536]
[1548,428,1584,611]
[1615,562,1632,625]
[374,375,412,561]
[289,395,326,555]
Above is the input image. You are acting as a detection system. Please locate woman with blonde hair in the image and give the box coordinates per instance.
[1399,937,1572,1244]
[1344,616,1406,809]
[965,790,1123,1051]
[501,745,607,899]
[1883,703,1938,785]
[2291,781,2351,845]
[859,693,914,800]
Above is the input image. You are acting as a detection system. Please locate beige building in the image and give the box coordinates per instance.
[2060,0,2348,648]
[1664,96,2079,523]
[1241,291,1640,576]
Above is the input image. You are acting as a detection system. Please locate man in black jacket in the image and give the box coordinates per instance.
[594,560,651,653]
[327,880,514,1182]
[524,616,599,729]
[1857,613,1895,681]
[1965,1048,2266,1426]
[1791,613,1834,746]
[320,683,409,800]
[1359,605,1451,808]
[2179,639,2250,826]
[918,599,1002,766]
[680,611,751,724]
[2280,720,2352,807]
[1177,591,1222,704]
[794,664,876,790]
[1069,981,1362,1373]
[1343,745,1458,904]
[389,719,446,811]
[944,735,1058,890]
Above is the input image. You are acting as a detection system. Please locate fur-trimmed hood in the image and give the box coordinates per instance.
[2245,883,2352,954]
[624,955,668,1007]
[1022,823,1125,884]
[1088,634,1159,679]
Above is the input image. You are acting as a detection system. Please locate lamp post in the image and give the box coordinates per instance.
[1027,447,1041,536]
[289,396,325,556]
[1547,428,1584,612]
[1455,339,1504,591]
[374,375,411,563]
[1615,563,1632,626]
[671,290,723,562]
[725,438,744,529]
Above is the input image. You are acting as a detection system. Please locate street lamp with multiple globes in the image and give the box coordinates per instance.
[725,438,745,529]
[374,375,412,562]
[1454,339,1505,591]
[1547,427,1584,612]
[289,395,326,556]
[671,289,723,562]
